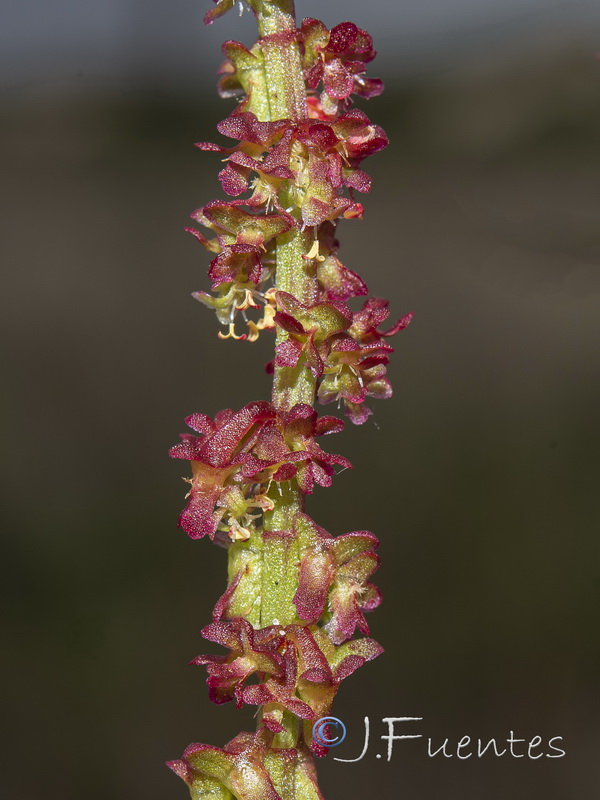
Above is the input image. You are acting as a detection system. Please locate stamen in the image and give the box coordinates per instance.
[218,323,247,340]
[306,239,320,260]
[256,304,276,331]
[246,321,260,342]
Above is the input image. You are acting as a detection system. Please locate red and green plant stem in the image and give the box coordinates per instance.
[168,2,412,797]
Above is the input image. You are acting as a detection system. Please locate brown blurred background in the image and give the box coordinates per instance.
[1,1,599,798]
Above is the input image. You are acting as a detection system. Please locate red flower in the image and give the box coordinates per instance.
[195,109,386,231]
[293,514,382,643]
[350,297,414,343]
[316,300,413,423]
[241,641,316,725]
[241,623,382,755]
[196,112,294,205]
[191,613,381,742]
[274,291,352,378]
[242,404,352,495]
[168,729,325,800]
[300,19,384,115]
[216,39,264,109]
[191,200,293,250]
[318,334,393,424]
[286,114,386,227]
[168,729,283,800]
[192,617,285,706]
[186,202,294,336]
[170,403,353,539]
[169,402,275,539]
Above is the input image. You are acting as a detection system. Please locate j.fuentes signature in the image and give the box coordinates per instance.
[312,717,566,762]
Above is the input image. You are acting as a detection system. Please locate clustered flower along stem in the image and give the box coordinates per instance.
[168,1,412,798]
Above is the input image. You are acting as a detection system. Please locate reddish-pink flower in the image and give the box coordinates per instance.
[274,291,352,378]
[300,19,384,115]
[169,402,275,539]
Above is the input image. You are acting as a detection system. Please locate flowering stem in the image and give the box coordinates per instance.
[168,4,408,797]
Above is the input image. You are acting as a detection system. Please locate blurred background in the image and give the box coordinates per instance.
[1,1,599,798]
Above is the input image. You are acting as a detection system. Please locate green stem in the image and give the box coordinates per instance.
[271,224,318,411]
[253,0,316,753]
[255,0,307,123]
[254,1,317,413]
[255,0,314,635]
[224,0,316,757]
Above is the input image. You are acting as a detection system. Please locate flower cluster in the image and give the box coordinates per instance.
[169,729,323,800]
[194,611,382,752]
[187,19,411,423]
[300,18,384,116]
[169,513,382,798]
[170,7,410,800]
[170,402,350,540]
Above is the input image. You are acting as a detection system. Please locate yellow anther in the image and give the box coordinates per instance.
[256,303,276,331]
[246,321,260,342]
[218,323,246,340]
[235,289,260,311]
[306,238,325,262]
[306,239,319,259]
